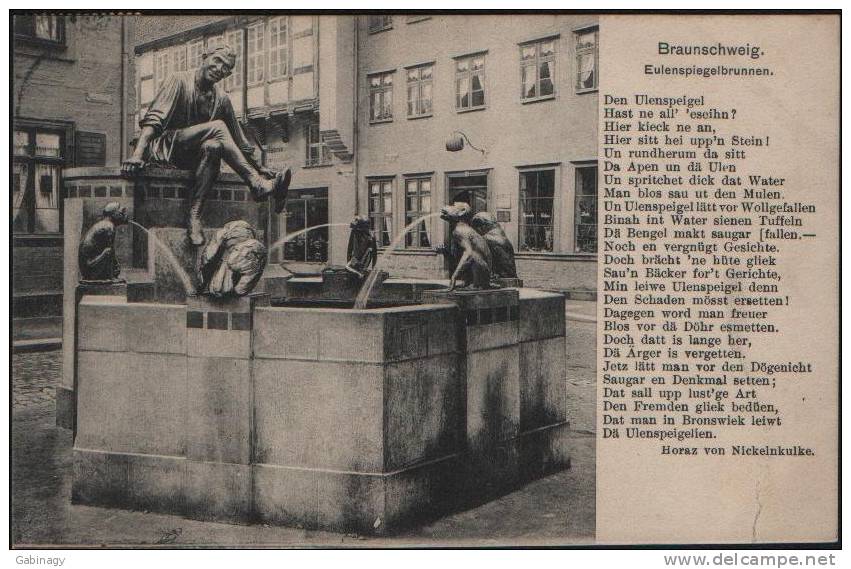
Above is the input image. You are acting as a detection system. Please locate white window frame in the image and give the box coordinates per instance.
[187,38,205,70]
[367,177,395,247]
[368,70,395,123]
[573,162,598,253]
[305,115,331,167]
[246,21,266,86]
[268,16,289,81]
[519,36,557,103]
[223,28,244,92]
[454,52,487,112]
[403,175,433,249]
[154,49,171,92]
[405,63,434,119]
[517,164,562,254]
[574,25,599,93]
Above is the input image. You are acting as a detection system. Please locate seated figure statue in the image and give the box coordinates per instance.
[471,212,518,279]
[199,220,267,297]
[345,216,378,278]
[122,44,291,246]
[78,202,128,283]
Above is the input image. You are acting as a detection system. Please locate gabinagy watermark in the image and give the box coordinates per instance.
[15,556,66,567]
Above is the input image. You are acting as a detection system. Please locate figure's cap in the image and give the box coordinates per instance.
[206,44,237,68]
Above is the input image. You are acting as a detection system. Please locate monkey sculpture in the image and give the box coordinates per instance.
[439,202,493,291]
[78,202,128,283]
[345,216,378,279]
[471,212,518,279]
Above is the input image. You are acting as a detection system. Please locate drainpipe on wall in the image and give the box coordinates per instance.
[352,16,360,216]
[119,16,126,162]
[241,25,249,118]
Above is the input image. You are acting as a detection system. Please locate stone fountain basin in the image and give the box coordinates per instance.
[71,287,570,535]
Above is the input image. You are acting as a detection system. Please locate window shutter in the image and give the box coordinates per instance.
[75,131,106,167]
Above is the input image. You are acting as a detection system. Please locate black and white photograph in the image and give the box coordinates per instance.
[11,11,598,547]
[10,7,842,557]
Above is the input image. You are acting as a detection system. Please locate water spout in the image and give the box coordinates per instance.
[266,223,349,261]
[353,212,441,309]
[129,220,196,295]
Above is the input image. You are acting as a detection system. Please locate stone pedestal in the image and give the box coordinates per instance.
[421,288,522,495]
[64,170,573,539]
[496,277,524,288]
[57,281,128,432]
[421,287,570,488]
[70,285,571,535]
[61,167,271,430]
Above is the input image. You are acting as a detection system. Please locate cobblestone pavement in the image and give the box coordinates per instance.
[12,351,60,409]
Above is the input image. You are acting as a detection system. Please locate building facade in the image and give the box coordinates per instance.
[13,15,133,321]
[356,14,598,292]
[132,13,600,292]
[132,15,357,274]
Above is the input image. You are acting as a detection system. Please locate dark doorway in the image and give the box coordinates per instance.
[444,172,489,272]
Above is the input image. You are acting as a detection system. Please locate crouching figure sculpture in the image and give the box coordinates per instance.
[471,212,518,279]
[439,202,494,291]
[199,220,267,297]
[78,202,129,284]
[345,216,378,279]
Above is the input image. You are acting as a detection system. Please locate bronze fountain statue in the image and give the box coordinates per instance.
[471,212,518,280]
[438,202,494,291]
[78,202,129,284]
[198,220,267,297]
[345,216,378,279]
[121,44,292,247]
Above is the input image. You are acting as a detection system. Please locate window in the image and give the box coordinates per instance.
[13,126,66,235]
[154,49,171,92]
[404,177,432,248]
[519,169,556,252]
[520,37,556,101]
[455,53,486,111]
[575,27,598,92]
[173,44,188,73]
[223,29,244,92]
[206,34,224,51]
[368,71,394,123]
[368,179,394,247]
[283,188,329,263]
[406,15,431,24]
[305,115,331,167]
[368,15,393,33]
[447,173,488,215]
[187,38,204,70]
[268,17,289,80]
[246,22,265,86]
[574,164,598,253]
[14,15,65,44]
[406,64,433,118]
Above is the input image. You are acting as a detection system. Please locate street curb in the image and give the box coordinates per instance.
[12,338,62,353]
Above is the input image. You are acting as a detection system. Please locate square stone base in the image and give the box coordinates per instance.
[72,420,571,535]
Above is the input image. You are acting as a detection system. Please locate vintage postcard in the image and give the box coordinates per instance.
[8,9,841,554]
